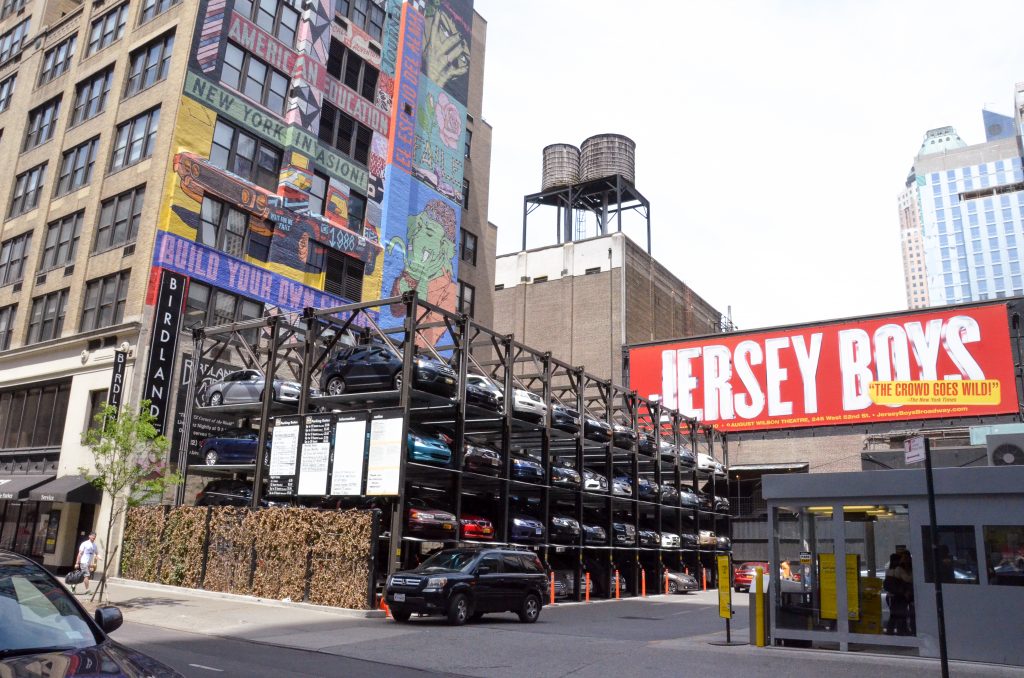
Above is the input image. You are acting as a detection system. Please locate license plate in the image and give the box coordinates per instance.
[535,528,542,535]
[443,523,452,530]
[394,593,405,602]
[483,528,493,534]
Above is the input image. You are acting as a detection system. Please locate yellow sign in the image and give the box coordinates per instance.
[868,380,1000,406]
[819,553,859,621]
[717,555,731,619]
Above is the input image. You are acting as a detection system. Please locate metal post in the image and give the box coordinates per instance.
[924,438,950,678]
[175,328,204,506]
[389,292,418,575]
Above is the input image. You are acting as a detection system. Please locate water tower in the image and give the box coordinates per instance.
[523,133,651,252]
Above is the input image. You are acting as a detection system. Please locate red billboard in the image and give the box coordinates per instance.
[628,304,1018,433]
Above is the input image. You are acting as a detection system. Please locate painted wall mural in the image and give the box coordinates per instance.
[413,77,465,203]
[421,0,472,106]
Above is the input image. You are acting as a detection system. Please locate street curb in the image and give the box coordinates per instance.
[108,578,386,618]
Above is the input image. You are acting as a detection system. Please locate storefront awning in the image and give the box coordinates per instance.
[0,475,54,500]
[27,475,101,504]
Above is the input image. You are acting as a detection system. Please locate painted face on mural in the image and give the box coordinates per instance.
[406,204,455,285]
[423,1,470,92]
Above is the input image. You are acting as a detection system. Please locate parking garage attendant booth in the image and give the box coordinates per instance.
[763,466,1024,666]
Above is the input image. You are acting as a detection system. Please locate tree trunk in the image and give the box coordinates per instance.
[90,500,119,604]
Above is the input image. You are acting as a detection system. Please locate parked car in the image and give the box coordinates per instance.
[636,476,659,502]
[698,530,717,547]
[611,475,633,497]
[697,452,717,474]
[406,498,457,539]
[583,415,612,443]
[658,441,677,463]
[0,549,183,677]
[510,515,545,543]
[320,345,457,397]
[697,492,713,511]
[463,442,502,476]
[637,431,656,456]
[465,373,504,412]
[512,388,547,422]
[734,561,769,592]
[679,530,700,549]
[199,427,263,465]
[549,515,581,542]
[204,368,308,406]
[677,445,697,468]
[582,469,608,492]
[665,570,699,594]
[511,455,545,483]
[553,570,593,599]
[459,514,495,541]
[679,485,699,508]
[385,547,548,625]
[550,463,581,488]
[660,484,679,504]
[714,496,731,513]
[612,522,636,546]
[638,529,660,547]
[550,402,581,433]
[583,524,608,545]
[612,423,637,449]
[716,535,732,551]
[195,479,289,507]
[661,532,681,548]
[407,429,452,465]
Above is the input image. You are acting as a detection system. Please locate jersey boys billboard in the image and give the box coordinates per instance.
[628,304,1018,433]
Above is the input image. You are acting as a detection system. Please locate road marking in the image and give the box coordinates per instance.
[188,664,224,672]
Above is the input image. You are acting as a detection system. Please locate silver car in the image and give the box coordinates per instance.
[204,369,306,406]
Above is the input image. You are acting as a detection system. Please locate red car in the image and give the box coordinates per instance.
[406,498,457,539]
[459,513,495,540]
[733,561,769,592]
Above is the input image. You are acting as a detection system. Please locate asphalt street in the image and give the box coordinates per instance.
[107,588,1024,678]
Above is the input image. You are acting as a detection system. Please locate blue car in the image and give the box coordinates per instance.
[510,515,545,543]
[511,455,545,483]
[199,428,263,466]
[407,430,452,465]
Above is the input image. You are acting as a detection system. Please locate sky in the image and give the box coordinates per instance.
[472,0,1024,331]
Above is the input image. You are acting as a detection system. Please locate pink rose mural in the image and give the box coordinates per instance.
[435,91,462,149]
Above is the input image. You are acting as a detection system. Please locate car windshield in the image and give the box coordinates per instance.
[415,550,477,573]
[0,562,100,655]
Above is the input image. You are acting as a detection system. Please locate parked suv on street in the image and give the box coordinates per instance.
[385,547,548,625]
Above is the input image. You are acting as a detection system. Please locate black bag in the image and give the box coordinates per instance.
[65,569,85,586]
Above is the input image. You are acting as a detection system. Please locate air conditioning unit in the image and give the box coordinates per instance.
[986,433,1024,466]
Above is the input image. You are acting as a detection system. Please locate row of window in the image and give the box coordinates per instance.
[0,381,69,450]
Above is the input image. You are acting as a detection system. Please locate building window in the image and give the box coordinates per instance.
[85,388,107,431]
[210,118,282,190]
[39,211,83,272]
[139,0,180,24]
[86,4,129,56]
[0,381,70,451]
[94,185,144,251]
[70,67,113,126]
[0,74,15,112]
[198,196,252,259]
[0,304,14,350]
[235,0,300,47]
[462,179,470,208]
[983,526,1024,586]
[221,43,289,114]
[326,39,379,101]
[921,525,979,585]
[7,164,46,218]
[38,35,76,85]
[460,229,477,265]
[0,231,30,285]
[464,128,472,158]
[347,191,366,234]
[109,107,160,171]
[124,32,174,97]
[0,0,26,21]
[184,281,263,329]
[26,289,68,344]
[320,248,363,301]
[458,281,475,318]
[309,171,329,215]
[318,102,371,165]
[0,19,30,64]
[334,0,385,41]
[23,97,62,151]
[80,270,130,331]
[55,137,99,196]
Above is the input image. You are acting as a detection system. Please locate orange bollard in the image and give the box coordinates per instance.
[379,595,390,618]
[550,572,555,605]
[701,568,707,591]
[615,570,621,599]
[664,570,670,594]
[641,569,646,597]
[585,572,591,602]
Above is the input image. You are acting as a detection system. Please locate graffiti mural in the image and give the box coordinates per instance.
[421,0,472,106]
[413,77,465,203]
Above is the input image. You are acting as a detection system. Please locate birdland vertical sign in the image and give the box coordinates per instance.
[144,269,187,436]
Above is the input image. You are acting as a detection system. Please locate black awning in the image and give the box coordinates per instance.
[27,475,101,504]
[0,475,54,500]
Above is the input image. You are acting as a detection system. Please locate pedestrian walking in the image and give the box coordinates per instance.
[76,532,99,595]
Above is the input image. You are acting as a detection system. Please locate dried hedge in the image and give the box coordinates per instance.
[121,505,376,609]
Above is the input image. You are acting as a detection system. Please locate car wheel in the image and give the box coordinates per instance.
[204,450,218,466]
[390,607,411,622]
[668,580,678,594]
[393,373,403,392]
[518,593,541,623]
[446,593,470,626]
[208,391,223,406]
[326,377,346,396]
[469,611,485,622]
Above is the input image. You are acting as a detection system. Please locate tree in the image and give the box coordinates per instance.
[81,401,181,602]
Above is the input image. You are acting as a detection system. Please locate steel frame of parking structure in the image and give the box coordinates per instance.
[174,291,731,600]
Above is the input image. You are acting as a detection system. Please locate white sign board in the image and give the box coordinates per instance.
[331,418,368,496]
[297,415,332,496]
[904,436,926,464]
[269,423,300,476]
[366,417,403,495]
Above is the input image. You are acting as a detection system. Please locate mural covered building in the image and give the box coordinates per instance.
[0,0,493,571]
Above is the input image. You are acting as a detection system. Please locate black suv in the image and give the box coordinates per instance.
[385,547,548,625]
[319,345,457,397]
